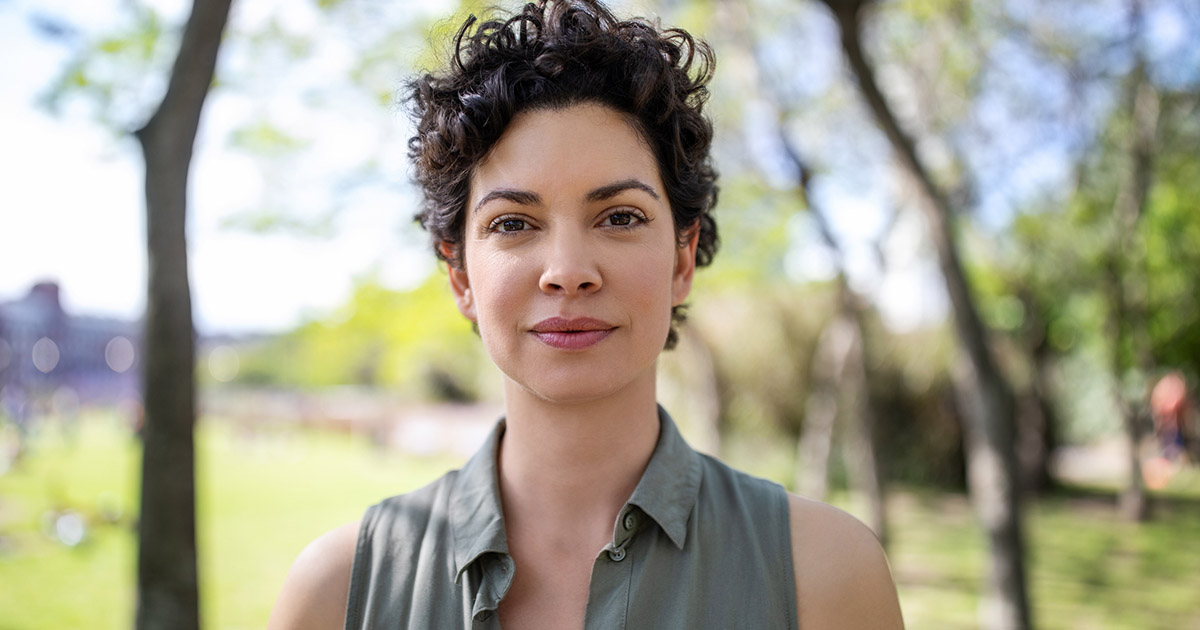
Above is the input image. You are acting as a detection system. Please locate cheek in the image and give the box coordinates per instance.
[622,245,679,315]
[468,252,528,326]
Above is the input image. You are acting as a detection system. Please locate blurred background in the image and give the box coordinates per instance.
[1,0,1198,628]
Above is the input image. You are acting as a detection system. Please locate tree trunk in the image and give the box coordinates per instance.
[775,128,890,544]
[840,309,888,546]
[1107,54,1158,521]
[1016,288,1059,495]
[796,316,854,500]
[134,1,232,629]
[1018,354,1058,495]
[817,1,1030,627]
[724,0,892,543]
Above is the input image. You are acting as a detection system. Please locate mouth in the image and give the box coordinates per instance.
[531,317,616,350]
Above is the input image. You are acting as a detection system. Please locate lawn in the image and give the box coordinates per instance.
[0,411,460,630]
[1,410,1198,629]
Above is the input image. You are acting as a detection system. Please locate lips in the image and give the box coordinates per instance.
[531,317,616,350]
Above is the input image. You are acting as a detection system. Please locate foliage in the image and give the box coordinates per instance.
[818,0,1200,444]
[232,273,493,401]
[39,2,174,129]
[36,0,441,239]
[997,87,1200,388]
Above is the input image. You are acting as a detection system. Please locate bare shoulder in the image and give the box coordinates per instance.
[267,520,362,630]
[787,494,904,629]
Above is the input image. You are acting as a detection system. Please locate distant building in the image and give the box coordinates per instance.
[0,282,141,417]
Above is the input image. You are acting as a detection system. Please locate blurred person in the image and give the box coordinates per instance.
[268,1,903,628]
[1150,371,1191,463]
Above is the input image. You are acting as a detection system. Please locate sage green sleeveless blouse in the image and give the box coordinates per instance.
[345,407,797,629]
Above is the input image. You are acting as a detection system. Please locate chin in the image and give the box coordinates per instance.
[503,362,655,407]
[514,376,628,406]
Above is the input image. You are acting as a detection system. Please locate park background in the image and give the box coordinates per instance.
[1,0,1199,628]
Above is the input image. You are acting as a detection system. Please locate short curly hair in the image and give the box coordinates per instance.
[406,0,719,349]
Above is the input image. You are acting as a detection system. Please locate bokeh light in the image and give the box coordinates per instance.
[104,336,136,373]
[31,337,60,373]
[208,345,240,383]
[52,511,86,547]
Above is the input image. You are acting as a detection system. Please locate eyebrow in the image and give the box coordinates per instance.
[473,189,542,214]
[473,178,662,214]
[586,179,662,203]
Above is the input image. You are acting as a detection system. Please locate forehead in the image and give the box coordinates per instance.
[468,103,664,206]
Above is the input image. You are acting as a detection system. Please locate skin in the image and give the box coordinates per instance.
[267,104,904,630]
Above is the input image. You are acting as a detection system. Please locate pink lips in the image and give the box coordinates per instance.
[531,317,616,350]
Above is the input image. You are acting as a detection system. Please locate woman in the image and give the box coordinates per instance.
[268,1,904,628]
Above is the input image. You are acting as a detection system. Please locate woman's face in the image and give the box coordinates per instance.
[449,103,699,404]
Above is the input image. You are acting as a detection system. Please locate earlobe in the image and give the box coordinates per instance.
[447,261,477,322]
[672,222,701,306]
[439,241,477,322]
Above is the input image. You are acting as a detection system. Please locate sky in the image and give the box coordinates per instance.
[1,0,440,335]
[0,0,956,336]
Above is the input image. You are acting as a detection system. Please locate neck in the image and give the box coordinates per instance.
[497,372,661,537]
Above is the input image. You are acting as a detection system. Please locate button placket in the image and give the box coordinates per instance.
[607,508,641,562]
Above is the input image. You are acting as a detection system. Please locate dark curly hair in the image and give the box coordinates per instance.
[407,0,719,349]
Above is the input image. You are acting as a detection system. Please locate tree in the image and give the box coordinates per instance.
[786,155,890,546]
[1105,55,1158,521]
[134,1,232,628]
[812,0,1030,627]
[996,0,1200,518]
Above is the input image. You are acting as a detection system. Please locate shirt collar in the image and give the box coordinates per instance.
[449,419,509,583]
[448,405,703,580]
[625,405,703,550]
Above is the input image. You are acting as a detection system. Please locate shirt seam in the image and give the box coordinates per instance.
[343,503,378,630]
[780,486,800,630]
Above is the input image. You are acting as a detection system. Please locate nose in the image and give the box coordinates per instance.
[539,228,602,296]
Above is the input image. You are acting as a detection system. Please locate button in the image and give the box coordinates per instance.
[608,546,626,562]
[623,512,638,531]
[476,610,493,621]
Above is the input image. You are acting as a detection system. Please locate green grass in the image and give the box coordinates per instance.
[2,411,1200,629]
[0,411,460,630]
[880,485,1200,629]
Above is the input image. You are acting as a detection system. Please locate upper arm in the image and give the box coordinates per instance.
[267,520,362,630]
[787,494,904,630]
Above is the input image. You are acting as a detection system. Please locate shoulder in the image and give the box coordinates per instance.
[696,452,783,501]
[267,520,361,630]
[267,476,463,630]
[787,494,904,629]
[693,455,792,541]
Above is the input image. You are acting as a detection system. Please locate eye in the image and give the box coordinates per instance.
[487,216,528,233]
[600,209,647,228]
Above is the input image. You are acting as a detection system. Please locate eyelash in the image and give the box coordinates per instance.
[486,215,529,233]
[600,208,649,229]
[484,208,649,234]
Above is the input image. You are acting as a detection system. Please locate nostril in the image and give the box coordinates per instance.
[539,264,601,294]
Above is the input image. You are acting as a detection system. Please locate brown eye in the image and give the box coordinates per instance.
[607,213,634,226]
[499,218,526,232]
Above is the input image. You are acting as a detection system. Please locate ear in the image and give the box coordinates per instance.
[672,221,701,307]
[441,242,477,322]
[447,263,477,322]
